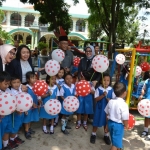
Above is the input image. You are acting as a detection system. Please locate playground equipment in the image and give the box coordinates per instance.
[110,41,150,109]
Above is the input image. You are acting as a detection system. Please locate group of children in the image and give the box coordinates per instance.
[0,66,132,150]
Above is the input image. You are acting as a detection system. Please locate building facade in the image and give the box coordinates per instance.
[0,6,89,49]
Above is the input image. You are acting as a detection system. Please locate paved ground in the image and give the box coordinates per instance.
[16,111,150,150]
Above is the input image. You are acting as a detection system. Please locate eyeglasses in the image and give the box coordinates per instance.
[9,51,16,56]
[85,51,92,53]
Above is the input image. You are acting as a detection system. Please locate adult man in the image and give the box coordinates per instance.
[14,40,19,50]
[94,46,100,55]
[55,36,73,73]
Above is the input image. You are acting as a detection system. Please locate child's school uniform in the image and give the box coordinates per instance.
[56,78,64,87]
[120,75,128,87]
[93,86,116,127]
[39,85,60,119]
[76,82,94,114]
[60,84,75,115]
[104,97,129,149]
[10,88,24,134]
[26,84,39,122]
[0,90,12,149]
[143,79,150,99]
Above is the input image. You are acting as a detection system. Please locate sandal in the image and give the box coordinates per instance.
[43,129,49,134]
[75,124,81,129]
[83,124,88,131]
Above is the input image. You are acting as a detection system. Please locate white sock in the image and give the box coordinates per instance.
[43,125,47,131]
[10,137,15,141]
[15,134,18,138]
[92,132,96,135]
[50,125,54,131]
[144,127,148,132]
[83,121,87,125]
[55,116,59,123]
[3,140,8,147]
[104,132,109,136]
[78,120,81,125]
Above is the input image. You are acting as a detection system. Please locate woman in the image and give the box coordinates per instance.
[0,44,16,72]
[78,46,101,85]
[6,45,34,84]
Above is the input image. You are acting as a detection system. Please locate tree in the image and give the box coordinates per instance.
[85,0,150,54]
[20,0,78,34]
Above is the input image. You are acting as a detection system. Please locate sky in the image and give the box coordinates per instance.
[2,0,89,15]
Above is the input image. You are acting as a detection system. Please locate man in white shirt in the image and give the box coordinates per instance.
[104,82,129,150]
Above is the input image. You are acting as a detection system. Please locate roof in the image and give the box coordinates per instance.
[0,6,89,18]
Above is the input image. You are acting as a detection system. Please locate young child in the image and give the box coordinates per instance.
[139,71,150,140]
[76,81,95,131]
[39,75,59,134]
[54,68,65,126]
[9,76,25,146]
[90,73,116,145]
[0,72,18,150]
[60,73,75,134]
[104,82,129,150]
[23,71,39,140]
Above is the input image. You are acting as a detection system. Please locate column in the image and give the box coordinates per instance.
[72,19,77,32]
[6,11,10,26]
[21,14,25,27]
[85,21,88,33]
[31,31,35,49]
[23,34,26,44]
[34,31,38,48]
[46,37,50,52]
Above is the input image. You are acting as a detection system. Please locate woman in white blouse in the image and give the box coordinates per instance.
[6,45,34,84]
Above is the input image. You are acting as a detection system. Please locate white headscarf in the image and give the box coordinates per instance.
[0,44,16,64]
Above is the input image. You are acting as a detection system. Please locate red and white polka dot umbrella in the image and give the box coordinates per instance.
[92,55,109,73]
[135,66,142,76]
[0,92,16,115]
[16,92,33,112]
[128,114,135,130]
[138,99,150,117]
[45,60,60,76]
[140,62,150,72]
[44,99,61,115]
[115,54,126,65]
[32,80,48,96]
[73,57,81,67]
[63,96,79,112]
[52,49,65,62]
[76,80,91,96]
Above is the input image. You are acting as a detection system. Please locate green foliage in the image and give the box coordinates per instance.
[37,42,48,51]
[20,0,79,34]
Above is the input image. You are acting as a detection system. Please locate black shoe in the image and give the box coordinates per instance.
[50,131,54,134]
[25,132,31,140]
[65,125,71,129]
[61,129,69,135]
[90,134,96,144]
[141,131,148,138]
[104,136,111,145]
[2,145,12,150]
[14,137,25,145]
[8,140,19,149]
[29,128,35,134]
[54,122,58,127]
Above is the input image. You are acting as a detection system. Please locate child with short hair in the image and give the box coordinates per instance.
[39,75,59,134]
[0,72,18,150]
[139,71,150,140]
[104,82,129,150]
[9,76,25,146]
[23,72,39,140]
[60,73,75,134]
[90,73,115,145]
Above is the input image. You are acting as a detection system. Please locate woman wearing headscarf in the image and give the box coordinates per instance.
[76,46,101,131]
[0,44,16,72]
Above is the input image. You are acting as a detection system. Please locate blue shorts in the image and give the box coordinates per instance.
[108,120,124,148]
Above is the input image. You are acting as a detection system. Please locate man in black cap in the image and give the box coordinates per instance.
[58,36,73,73]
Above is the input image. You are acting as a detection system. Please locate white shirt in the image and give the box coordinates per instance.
[104,97,129,124]
[48,85,60,96]
[60,84,74,96]
[95,86,116,98]
[56,78,64,87]
[10,87,22,96]
[20,60,32,83]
